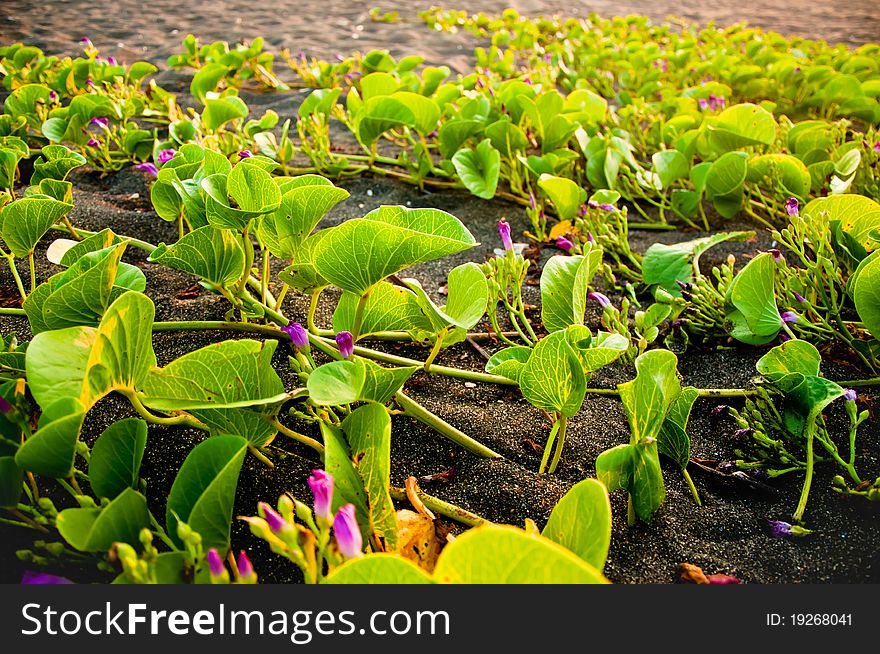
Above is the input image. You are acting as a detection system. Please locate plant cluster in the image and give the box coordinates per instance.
[2,8,879,585]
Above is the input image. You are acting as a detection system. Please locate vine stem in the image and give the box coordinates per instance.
[269,418,325,457]
[389,486,488,527]
[149,513,178,550]
[123,391,207,430]
[547,414,568,474]
[0,307,26,316]
[682,467,702,506]
[394,390,500,459]
[4,255,27,300]
[792,415,817,523]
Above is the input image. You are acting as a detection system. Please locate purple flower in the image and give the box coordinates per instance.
[587,200,599,210]
[793,291,806,304]
[698,98,709,110]
[80,37,92,46]
[86,78,95,89]
[48,90,58,102]
[308,469,334,520]
[780,310,799,324]
[237,551,255,581]
[206,548,225,577]
[543,53,552,64]
[498,219,513,251]
[598,203,615,212]
[843,389,857,402]
[672,318,684,335]
[21,571,73,585]
[0,396,13,414]
[86,138,99,148]
[711,405,729,419]
[106,56,117,66]
[708,94,726,111]
[238,149,252,158]
[157,149,176,165]
[578,203,588,217]
[785,197,799,217]
[333,503,362,558]
[282,322,309,348]
[89,116,109,128]
[134,162,159,177]
[768,520,793,538]
[335,331,354,358]
[874,141,880,154]
[529,192,536,210]
[586,230,594,243]
[556,236,574,252]
[732,428,754,442]
[588,291,611,308]
[769,248,784,263]
[259,501,292,534]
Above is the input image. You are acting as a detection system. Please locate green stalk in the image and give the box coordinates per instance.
[547,414,568,474]
[5,255,27,300]
[351,290,370,341]
[153,320,286,339]
[269,418,325,457]
[123,391,207,430]
[682,467,702,506]
[792,415,816,523]
[28,252,36,293]
[389,487,488,527]
[423,327,448,373]
[539,418,561,474]
[0,307,26,316]
[394,390,500,459]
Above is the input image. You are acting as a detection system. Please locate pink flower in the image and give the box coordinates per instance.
[134,162,159,177]
[332,504,362,558]
[498,220,513,251]
[556,236,574,252]
[308,469,334,520]
[335,331,354,358]
[157,149,176,165]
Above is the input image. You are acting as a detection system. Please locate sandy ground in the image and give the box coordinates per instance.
[1,0,878,74]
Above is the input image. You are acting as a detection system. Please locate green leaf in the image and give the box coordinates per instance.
[342,404,397,548]
[642,231,755,296]
[404,262,488,332]
[657,386,699,469]
[307,359,416,406]
[452,139,500,199]
[15,397,85,478]
[25,291,157,411]
[202,95,248,132]
[25,243,140,333]
[166,435,248,553]
[149,226,245,288]
[433,525,608,584]
[332,282,429,337]
[256,179,349,259]
[707,103,777,153]
[324,555,434,584]
[142,339,286,411]
[58,487,150,552]
[311,205,476,295]
[651,149,689,188]
[538,174,587,221]
[89,418,148,500]
[541,478,611,570]
[618,349,681,445]
[540,246,603,332]
[189,408,277,448]
[0,195,73,257]
[596,441,665,522]
[0,454,24,509]
[725,252,782,344]
[190,63,229,103]
[705,151,749,197]
[484,346,531,382]
[518,331,586,418]
[853,251,880,338]
[567,328,629,375]
[226,162,282,213]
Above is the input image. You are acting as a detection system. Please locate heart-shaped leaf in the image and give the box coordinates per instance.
[541,478,611,571]
[149,226,245,288]
[89,418,148,500]
[166,434,248,553]
[58,487,150,552]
